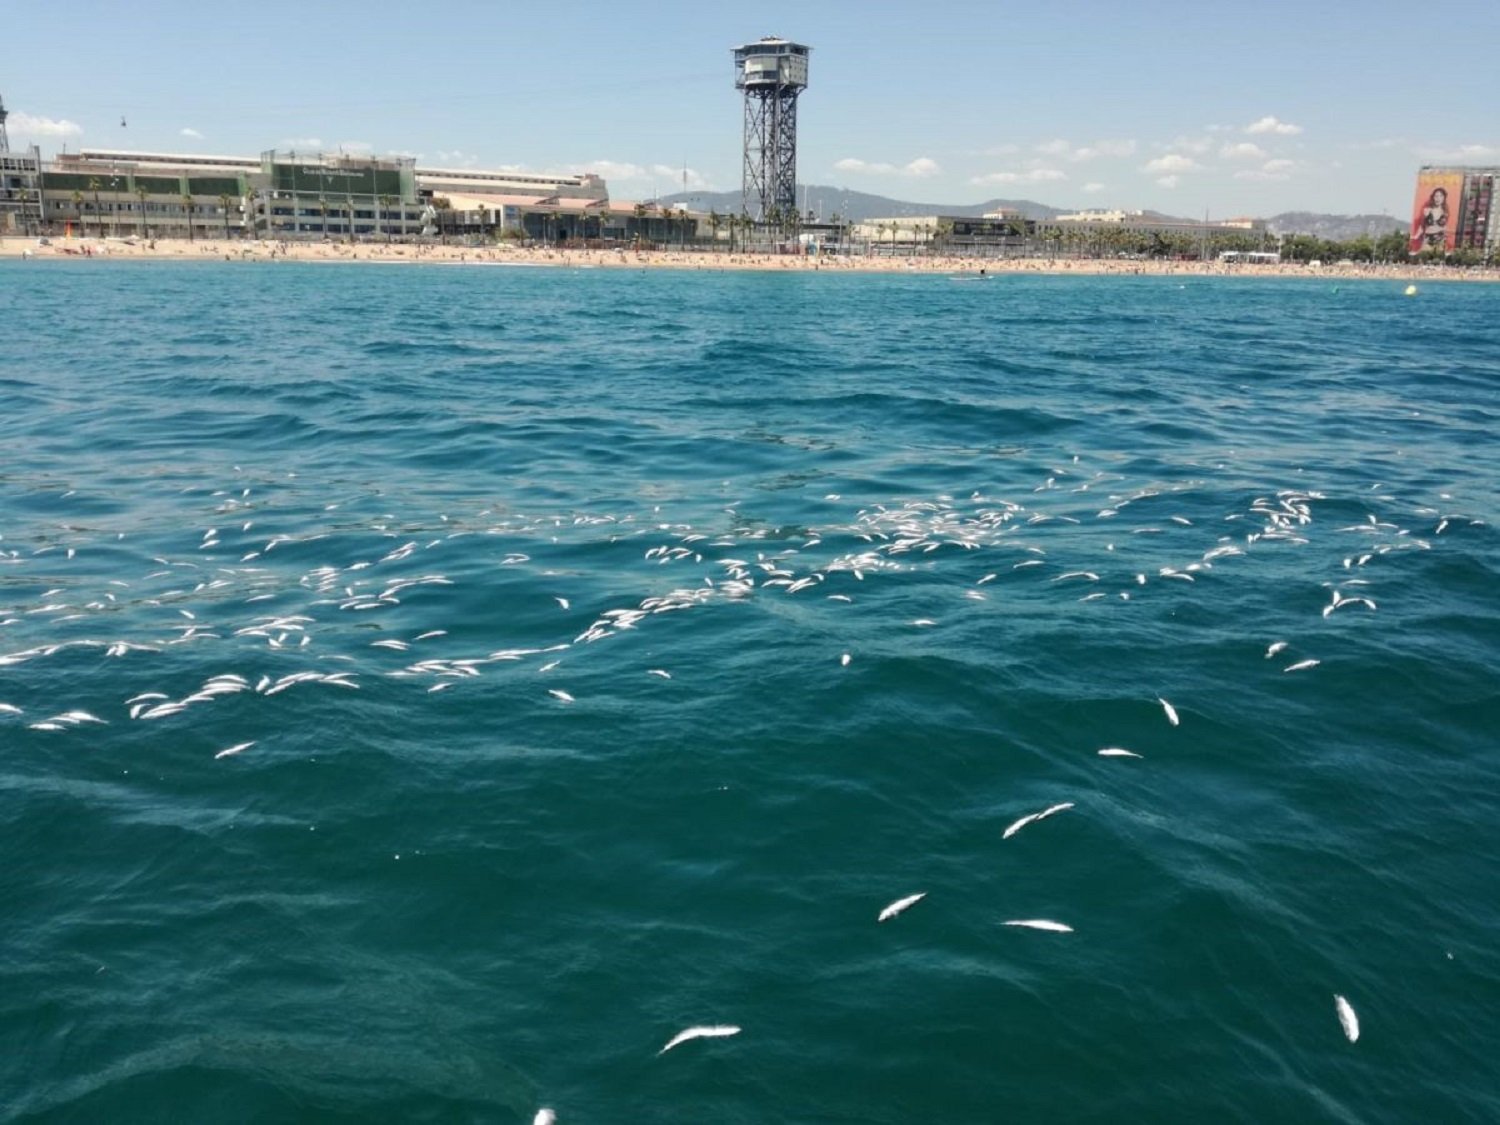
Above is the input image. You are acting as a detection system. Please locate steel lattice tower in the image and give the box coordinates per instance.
[733,37,809,228]
[0,94,10,153]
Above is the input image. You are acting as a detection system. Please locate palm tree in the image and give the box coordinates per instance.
[708,210,723,252]
[136,186,150,238]
[477,204,489,237]
[219,193,234,241]
[71,190,85,236]
[596,207,612,244]
[379,194,394,242]
[181,194,195,242]
[678,208,689,250]
[88,177,103,238]
[935,219,954,256]
[318,196,329,238]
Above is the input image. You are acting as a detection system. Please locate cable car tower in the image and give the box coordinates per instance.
[733,36,809,230]
[0,93,10,153]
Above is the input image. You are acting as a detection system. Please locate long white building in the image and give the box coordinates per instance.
[29,147,612,240]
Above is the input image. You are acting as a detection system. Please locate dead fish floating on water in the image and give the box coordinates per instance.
[1334,994,1360,1042]
[1002,802,1074,840]
[1003,919,1073,933]
[1158,697,1179,726]
[877,892,926,922]
[658,1025,741,1055]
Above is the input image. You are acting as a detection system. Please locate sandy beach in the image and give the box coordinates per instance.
[3,234,1494,282]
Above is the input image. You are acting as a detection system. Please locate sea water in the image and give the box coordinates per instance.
[1,261,1498,1123]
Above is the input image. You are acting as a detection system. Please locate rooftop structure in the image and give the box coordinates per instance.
[733,36,809,228]
[416,165,606,201]
[67,148,262,173]
[1054,209,1146,223]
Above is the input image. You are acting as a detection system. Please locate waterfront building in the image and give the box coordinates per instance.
[0,145,44,233]
[853,213,1033,254]
[31,147,612,241]
[1052,208,1268,238]
[431,196,702,247]
[249,151,423,239]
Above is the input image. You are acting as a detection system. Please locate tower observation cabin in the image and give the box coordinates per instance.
[733,36,810,228]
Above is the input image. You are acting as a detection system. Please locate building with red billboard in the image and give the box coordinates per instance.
[1411,167,1497,254]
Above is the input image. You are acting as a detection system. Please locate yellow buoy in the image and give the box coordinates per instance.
[1404,284,1418,296]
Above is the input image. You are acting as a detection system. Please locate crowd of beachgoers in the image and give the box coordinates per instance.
[4,235,1495,281]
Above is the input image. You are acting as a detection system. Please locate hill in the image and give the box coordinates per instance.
[1265,212,1407,240]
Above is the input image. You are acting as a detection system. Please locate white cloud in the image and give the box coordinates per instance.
[966,142,1020,157]
[648,163,710,189]
[1075,139,1136,161]
[970,167,1068,186]
[338,141,373,156]
[1082,182,1106,193]
[10,111,82,138]
[1235,158,1296,182]
[1156,175,1181,189]
[435,149,482,167]
[1143,154,1200,175]
[1166,134,1214,156]
[1246,115,1303,136]
[1220,141,1267,161]
[580,160,710,197]
[179,127,203,140]
[1035,138,1135,163]
[1416,142,1500,163]
[281,137,324,151]
[833,155,942,178]
[588,159,644,180]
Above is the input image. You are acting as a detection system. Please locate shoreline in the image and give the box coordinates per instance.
[3,235,1495,282]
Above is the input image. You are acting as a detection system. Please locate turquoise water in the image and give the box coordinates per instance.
[2,261,1498,1123]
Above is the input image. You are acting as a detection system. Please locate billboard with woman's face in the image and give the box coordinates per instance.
[1410,171,1464,252]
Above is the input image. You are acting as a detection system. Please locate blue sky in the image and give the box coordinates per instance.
[5,0,1496,217]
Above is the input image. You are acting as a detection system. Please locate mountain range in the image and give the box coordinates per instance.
[657,186,1407,241]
